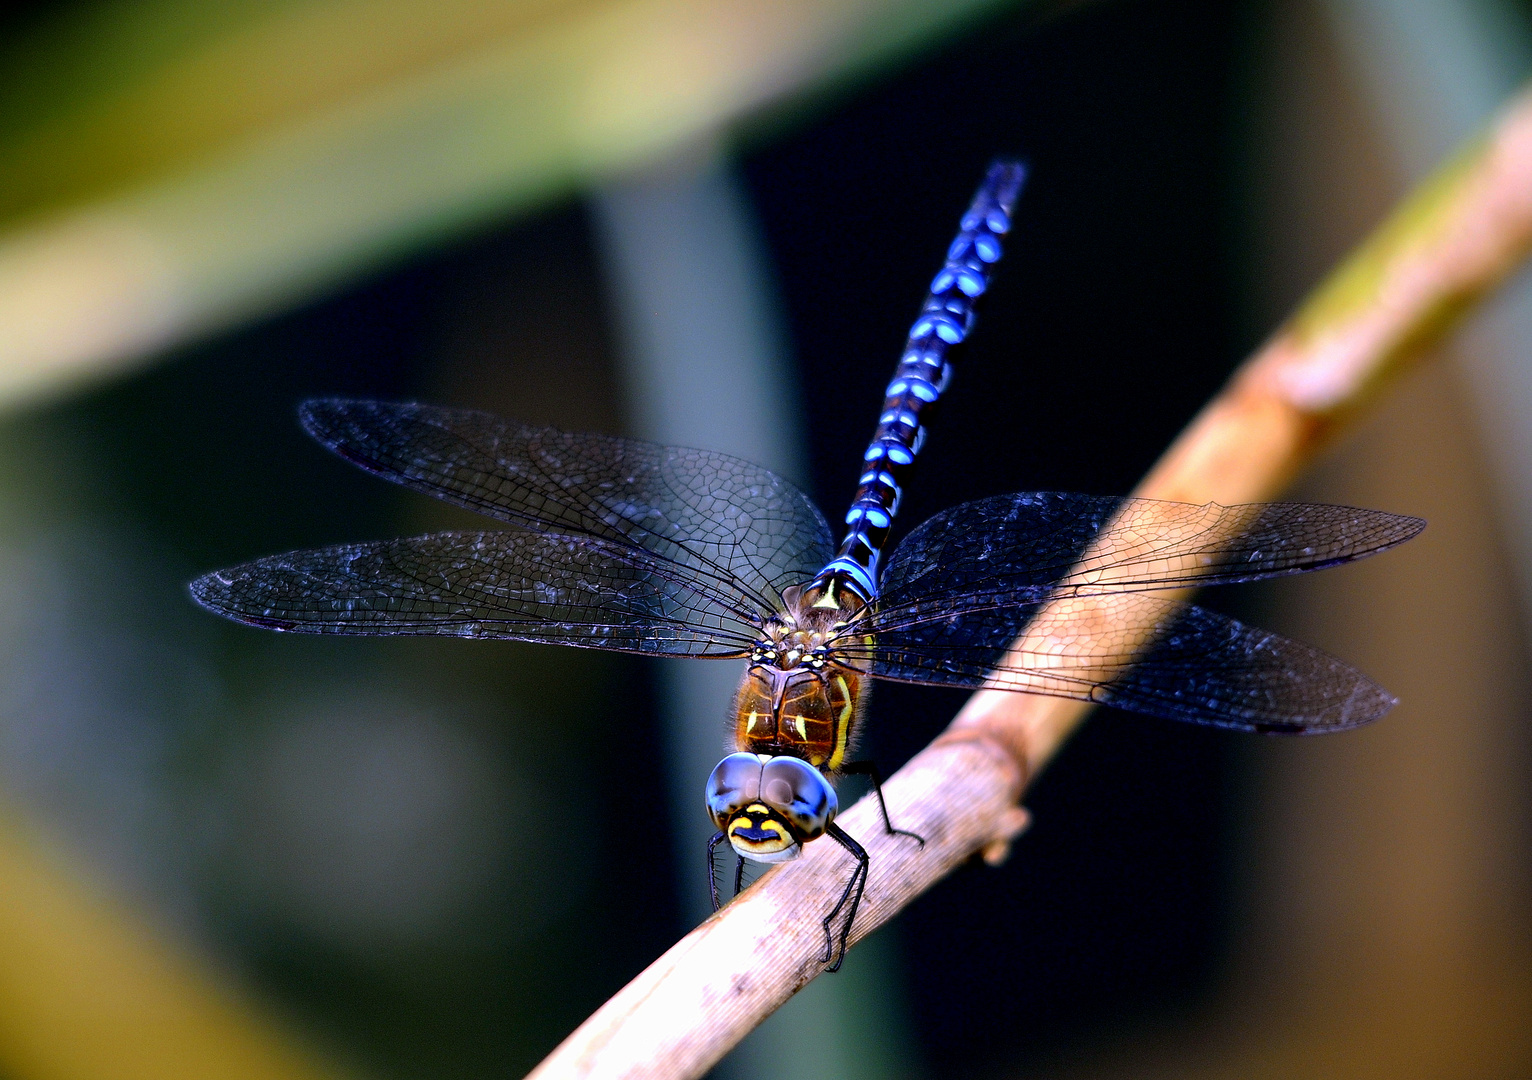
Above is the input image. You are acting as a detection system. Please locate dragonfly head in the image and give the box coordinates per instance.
[705,752,837,862]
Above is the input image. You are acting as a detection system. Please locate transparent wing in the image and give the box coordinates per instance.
[834,593,1394,732]
[190,530,762,658]
[299,399,834,613]
[878,492,1424,607]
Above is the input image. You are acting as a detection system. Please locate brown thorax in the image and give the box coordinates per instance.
[748,581,867,672]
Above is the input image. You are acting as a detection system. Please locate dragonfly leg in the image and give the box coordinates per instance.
[841,760,925,846]
[707,830,729,912]
[820,822,870,972]
[733,853,747,897]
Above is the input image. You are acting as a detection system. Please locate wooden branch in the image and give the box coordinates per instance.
[526,80,1532,1080]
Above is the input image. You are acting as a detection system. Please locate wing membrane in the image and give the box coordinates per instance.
[190,530,760,658]
[836,593,1392,732]
[879,492,1423,612]
[300,399,834,611]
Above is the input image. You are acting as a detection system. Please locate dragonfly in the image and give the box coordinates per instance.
[191,161,1423,970]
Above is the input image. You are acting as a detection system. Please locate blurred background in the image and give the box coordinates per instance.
[0,0,1528,1078]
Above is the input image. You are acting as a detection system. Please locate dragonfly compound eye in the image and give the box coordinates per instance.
[758,756,837,840]
[704,752,766,828]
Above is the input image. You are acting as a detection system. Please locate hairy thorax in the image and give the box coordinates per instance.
[732,582,870,773]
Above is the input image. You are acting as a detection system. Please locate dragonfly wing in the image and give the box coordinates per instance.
[299,399,834,609]
[839,592,1394,732]
[879,492,1423,604]
[190,530,761,658]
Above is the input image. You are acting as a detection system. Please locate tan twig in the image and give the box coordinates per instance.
[527,79,1532,1080]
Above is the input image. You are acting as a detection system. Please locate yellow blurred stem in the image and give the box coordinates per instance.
[1288,141,1487,349]
[0,812,348,1080]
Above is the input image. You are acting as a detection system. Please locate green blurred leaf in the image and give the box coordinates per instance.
[0,0,1014,409]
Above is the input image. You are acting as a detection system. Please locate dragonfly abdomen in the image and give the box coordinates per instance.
[817,160,1028,601]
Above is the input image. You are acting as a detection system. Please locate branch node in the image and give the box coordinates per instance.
[931,722,1031,800]
[980,806,1032,866]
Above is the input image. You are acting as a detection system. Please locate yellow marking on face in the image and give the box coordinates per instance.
[812,582,840,609]
[828,675,855,772]
[728,814,792,852]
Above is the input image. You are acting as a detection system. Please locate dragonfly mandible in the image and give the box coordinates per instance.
[190,162,1423,971]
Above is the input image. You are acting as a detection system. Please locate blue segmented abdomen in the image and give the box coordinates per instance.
[815,159,1028,602]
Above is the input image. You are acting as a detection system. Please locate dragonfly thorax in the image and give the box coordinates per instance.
[733,582,870,773]
[752,580,866,665]
[748,628,833,672]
